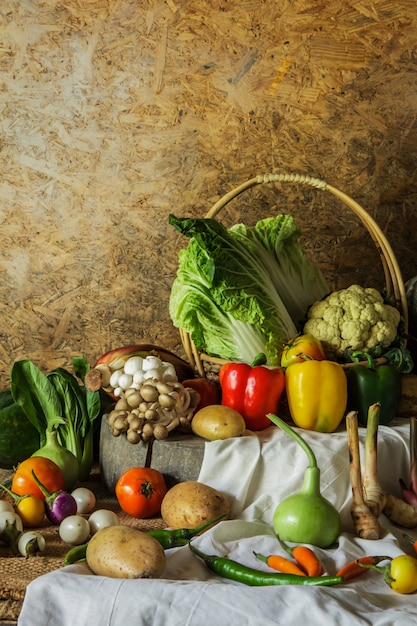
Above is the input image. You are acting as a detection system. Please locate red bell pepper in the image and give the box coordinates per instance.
[219,357,285,431]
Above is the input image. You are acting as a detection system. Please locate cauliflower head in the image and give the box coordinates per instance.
[303,284,400,358]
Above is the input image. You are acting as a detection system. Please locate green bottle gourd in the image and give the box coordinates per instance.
[32,418,80,490]
[267,413,341,548]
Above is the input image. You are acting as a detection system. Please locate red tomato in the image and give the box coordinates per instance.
[115,467,168,518]
[281,334,327,368]
[182,378,220,410]
[12,456,65,501]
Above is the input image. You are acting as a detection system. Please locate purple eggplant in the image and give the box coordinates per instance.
[31,470,77,524]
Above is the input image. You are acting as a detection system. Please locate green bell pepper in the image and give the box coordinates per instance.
[345,351,402,426]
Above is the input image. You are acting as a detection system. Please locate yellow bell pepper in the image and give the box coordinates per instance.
[285,360,347,433]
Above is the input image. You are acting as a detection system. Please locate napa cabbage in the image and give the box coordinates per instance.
[169,214,329,365]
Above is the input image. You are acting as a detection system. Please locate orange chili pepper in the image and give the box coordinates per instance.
[253,552,306,576]
[336,556,389,580]
[277,535,322,576]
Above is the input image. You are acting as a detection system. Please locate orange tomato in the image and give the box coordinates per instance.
[281,334,327,368]
[115,467,168,518]
[12,457,65,501]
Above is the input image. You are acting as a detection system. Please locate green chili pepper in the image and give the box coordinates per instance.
[146,513,226,549]
[345,351,402,426]
[64,513,226,565]
[189,543,344,587]
[64,542,89,565]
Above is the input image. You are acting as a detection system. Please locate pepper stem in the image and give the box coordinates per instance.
[31,470,57,506]
[23,537,42,558]
[189,542,216,565]
[251,353,267,367]
[356,558,393,585]
[351,351,375,368]
[403,532,417,545]
[276,535,293,557]
[267,413,317,469]
[177,513,226,538]
[0,519,21,555]
[253,551,268,564]
[0,482,29,506]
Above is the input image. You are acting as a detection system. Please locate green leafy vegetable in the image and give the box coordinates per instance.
[10,361,62,445]
[11,358,101,481]
[169,214,328,365]
[230,217,329,326]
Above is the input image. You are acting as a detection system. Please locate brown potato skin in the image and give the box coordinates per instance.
[161,481,230,529]
[191,405,246,441]
[86,525,166,579]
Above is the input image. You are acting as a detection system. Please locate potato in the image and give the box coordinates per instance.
[191,405,246,440]
[86,525,165,579]
[161,481,230,529]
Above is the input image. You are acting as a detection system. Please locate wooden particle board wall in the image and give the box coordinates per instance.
[1,0,416,385]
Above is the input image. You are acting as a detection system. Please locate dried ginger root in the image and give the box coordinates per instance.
[347,403,417,535]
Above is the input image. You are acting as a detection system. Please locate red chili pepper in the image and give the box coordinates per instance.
[219,355,285,431]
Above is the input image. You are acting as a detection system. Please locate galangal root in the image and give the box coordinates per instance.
[346,408,382,540]
[346,404,417,539]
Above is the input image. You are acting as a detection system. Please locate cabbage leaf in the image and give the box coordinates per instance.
[169,214,329,365]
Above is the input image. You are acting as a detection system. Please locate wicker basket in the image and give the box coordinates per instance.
[177,173,408,379]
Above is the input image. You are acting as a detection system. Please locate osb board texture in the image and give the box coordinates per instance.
[1,0,417,386]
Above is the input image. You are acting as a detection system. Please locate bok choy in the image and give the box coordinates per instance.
[169,214,328,365]
[11,358,101,481]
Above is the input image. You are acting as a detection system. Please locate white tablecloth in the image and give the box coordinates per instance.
[18,418,417,626]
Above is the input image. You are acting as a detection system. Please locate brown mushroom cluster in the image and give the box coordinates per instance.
[107,378,199,443]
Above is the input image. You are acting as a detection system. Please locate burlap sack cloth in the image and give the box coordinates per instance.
[0,466,166,623]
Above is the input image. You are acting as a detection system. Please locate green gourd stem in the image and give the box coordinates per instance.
[33,415,80,489]
[47,416,66,433]
[43,417,69,452]
[300,467,321,496]
[267,413,317,469]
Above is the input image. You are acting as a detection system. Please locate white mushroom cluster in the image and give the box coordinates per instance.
[107,354,178,397]
[107,377,199,444]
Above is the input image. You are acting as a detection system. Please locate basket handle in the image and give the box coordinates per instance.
[205,173,408,331]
